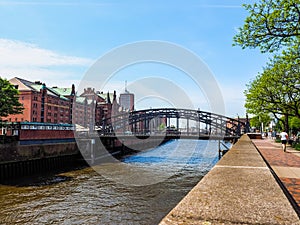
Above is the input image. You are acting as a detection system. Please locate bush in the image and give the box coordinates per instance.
[275,138,281,143]
[294,143,300,151]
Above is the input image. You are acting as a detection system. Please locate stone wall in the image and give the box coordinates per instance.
[0,142,78,162]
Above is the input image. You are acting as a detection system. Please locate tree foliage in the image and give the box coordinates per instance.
[290,116,300,132]
[235,0,300,131]
[250,114,271,130]
[0,78,24,118]
[233,0,300,53]
[244,47,300,129]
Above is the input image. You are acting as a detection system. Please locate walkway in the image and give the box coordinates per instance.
[252,138,300,214]
[159,135,300,225]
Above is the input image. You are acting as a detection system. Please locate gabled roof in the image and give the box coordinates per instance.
[9,77,68,100]
[9,77,36,91]
[9,77,117,104]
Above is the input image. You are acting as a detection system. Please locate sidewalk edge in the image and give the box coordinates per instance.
[252,140,300,219]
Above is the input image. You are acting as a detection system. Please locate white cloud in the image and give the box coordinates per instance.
[0,39,93,67]
[0,38,94,87]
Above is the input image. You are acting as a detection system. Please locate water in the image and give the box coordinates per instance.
[0,139,222,225]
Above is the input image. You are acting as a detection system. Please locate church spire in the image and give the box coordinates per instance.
[125,80,128,93]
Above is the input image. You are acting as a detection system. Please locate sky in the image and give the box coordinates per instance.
[0,0,271,118]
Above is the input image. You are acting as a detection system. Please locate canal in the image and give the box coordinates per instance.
[0,139,224,224]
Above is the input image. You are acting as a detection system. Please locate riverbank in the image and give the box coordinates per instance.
[0,139,219,224]
[159,134,300,224]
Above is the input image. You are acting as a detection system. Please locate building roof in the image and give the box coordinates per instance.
[9,77,117,104]
[75,96,95,105]
[98,93,114,103]
[52,87,73,96]
[75,96,86,104]
[9,77,69,101]
[9,77,36,91]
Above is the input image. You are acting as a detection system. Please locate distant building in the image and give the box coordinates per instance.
[2,77,121,128]
[119,82,134,111]
[74,88,118,128]
[3,77,73,124]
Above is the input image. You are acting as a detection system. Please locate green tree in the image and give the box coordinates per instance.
[244,50,300,131]
[250,114,271,131]
[0,78,24,118]
[233,0,300,53]
[290,116,300,132]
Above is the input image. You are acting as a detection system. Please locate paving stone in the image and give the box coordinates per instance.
[252,139,300,210]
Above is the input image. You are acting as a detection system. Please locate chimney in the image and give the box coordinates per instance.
[113,90,116,101]
[71,84,75,96]
[107,91,111,104]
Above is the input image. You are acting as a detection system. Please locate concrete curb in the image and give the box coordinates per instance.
[159,135,300,225]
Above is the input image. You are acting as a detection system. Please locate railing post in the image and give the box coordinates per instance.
[187,118,189,136]
[218,140,221,159]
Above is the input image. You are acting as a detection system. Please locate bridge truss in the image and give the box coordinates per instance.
[96,108,248,137]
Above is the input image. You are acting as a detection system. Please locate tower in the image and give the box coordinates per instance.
[119,81,134,111]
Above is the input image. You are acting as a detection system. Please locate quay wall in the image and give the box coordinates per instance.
[0,154,80,182]
[0,134,169,180]
[159,134,300,225]
[0,140,80,181]
[0,141,78,162]
[78,135,171,162]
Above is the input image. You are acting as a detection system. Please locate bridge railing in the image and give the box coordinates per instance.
[94,108,247,138]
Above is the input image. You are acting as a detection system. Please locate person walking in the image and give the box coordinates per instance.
[279,130,288,152]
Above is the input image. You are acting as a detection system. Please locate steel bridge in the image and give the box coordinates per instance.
[95,108,249,139]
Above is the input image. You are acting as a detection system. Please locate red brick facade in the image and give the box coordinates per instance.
[19,129,74,140]
[2,78,72,124]
[2,77,123,128]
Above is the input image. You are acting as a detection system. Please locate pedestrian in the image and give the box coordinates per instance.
[279,130,288,152]
[271,130,276,140]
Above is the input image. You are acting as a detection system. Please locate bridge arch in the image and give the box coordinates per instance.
[97,108,247,137]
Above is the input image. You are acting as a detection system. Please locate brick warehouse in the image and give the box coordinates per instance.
[2,77,121,127]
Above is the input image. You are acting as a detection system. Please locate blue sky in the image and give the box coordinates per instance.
[0,0,271,117]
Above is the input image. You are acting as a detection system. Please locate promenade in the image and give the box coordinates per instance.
[252,138,300,214]
[159,134,300,225]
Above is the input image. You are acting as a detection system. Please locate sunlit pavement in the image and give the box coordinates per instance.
[160,135,300,224]
[252,138,300,211]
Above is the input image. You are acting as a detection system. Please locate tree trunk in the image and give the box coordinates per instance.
[284,113,289,133]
